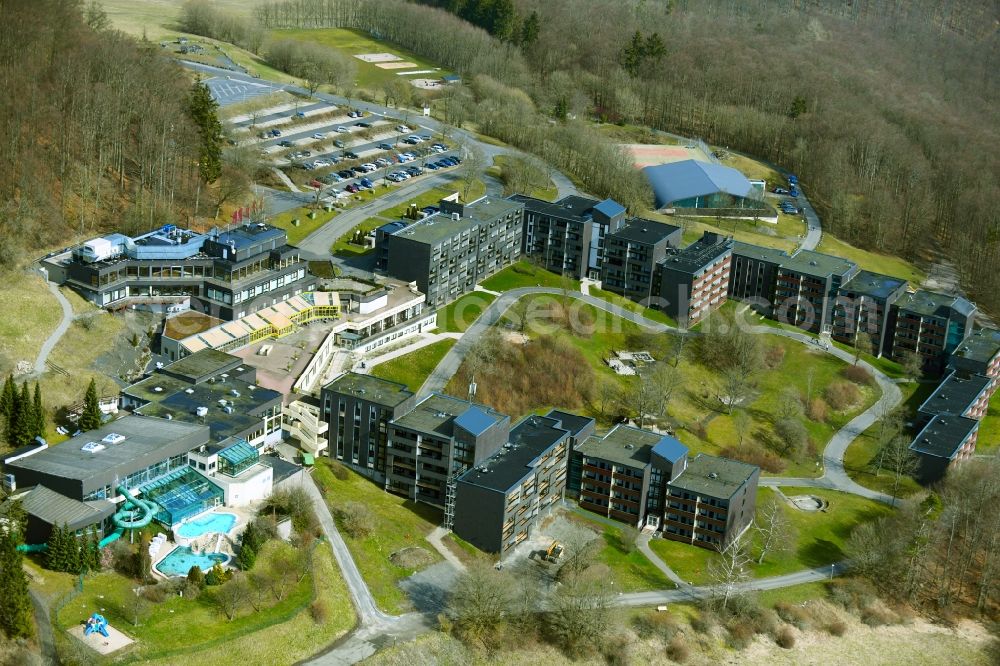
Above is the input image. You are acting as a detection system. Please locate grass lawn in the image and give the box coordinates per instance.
[752,487,894,579]
[331,216,390,257]
[816,235,926,285]
[564,511,672,592]
[370,339,456,391]
[587,286,677,327]
[756,581,830,607]
[716,150,783,185]
[312,460,442,614]
[269,207,337,245]
[436,291,496,332]
[657,213,798,252]
[307,260,339,279]
[272,28,453,93]
[647,537,716,586]
[0,271,62,377]
[480,261,580,293]
[977,390,1000,453]
[101,1,252,39]
[486,155,558,201]
[843,382,931,498]
[55,540,346,663]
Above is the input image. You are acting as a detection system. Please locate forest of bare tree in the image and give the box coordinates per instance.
[0,0,205,269]
[254,0,999,316]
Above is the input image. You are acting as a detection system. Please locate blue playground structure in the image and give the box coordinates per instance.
[84,613,109,638]
[16,484,156,553]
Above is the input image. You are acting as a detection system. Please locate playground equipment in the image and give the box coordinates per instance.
[84,613,109,638]
[16,484,156,552]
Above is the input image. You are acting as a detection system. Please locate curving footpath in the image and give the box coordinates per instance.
[32,277,73,377]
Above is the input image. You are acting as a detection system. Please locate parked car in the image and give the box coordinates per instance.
[360,177,374,188]
[324,174,342,183]
[772,187,789,195]
[406,166,423,176]
[376,157,391,167]
[345,183,359,193]
[347,110,360,118]
[338,169,354,179]
[269,129,282,137]
[425,162,439,171]
[396,124,411,132]
[295,111,306,118]
[312,133,326,140]
[788,175,799,185]
[344,151,359,159]
[789,187,800,197]
[357,122,372,128]
[361,163,378,172]
[431,145,446,153]
[450,155,462,163]
[279,140,293,147]
[309,179,324,188]
[336,126,349,133]
[419,135,431,142]
[301,150,312,157]
[377,143,393,151]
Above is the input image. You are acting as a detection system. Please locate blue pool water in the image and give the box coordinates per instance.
[175,512,237,539]
[155,547,229,577]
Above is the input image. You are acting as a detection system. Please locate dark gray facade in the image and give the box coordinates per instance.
[832,270,909,357]
[454,415,570,556]
[320,373,417,476]
[728,242,786,314]
[514,195,627,280]
[49,222,312,321]
[601,221,682,304]
[655,232,733,326]
[386,395,509,504]
[773,250,859,334]
[546,409,597,496]
[4,416,210,502]
[889,290,977,373]
[382,197,524,308]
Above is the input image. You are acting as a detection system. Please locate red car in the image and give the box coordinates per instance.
[309,179,323,189]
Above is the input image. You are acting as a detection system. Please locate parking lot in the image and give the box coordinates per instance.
[205,75,283,107]
[221,97,463,203]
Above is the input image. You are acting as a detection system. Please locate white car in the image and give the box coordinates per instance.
[432,145,446,153]
[312,132,326,140]
[361,163,378,172]
[407,135,422,143]
[336,126,349,133]
[396,124,411,132]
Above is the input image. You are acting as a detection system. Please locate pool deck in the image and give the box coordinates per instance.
[149,505,256,580]
[68,622,134,655]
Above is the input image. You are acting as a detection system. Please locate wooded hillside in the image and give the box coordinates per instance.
[0,0,203,268]
[255,0,1000,316]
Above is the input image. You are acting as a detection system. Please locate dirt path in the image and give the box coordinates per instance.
[32,278,73,377]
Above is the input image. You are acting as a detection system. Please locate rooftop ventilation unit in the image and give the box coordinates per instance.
[218,399,228,406]
[708,472,719,479]
[81,442,105,453]
[221,373,229,378]
[184,388,195,394]
[102,433,126,445]
[153,387,163,393]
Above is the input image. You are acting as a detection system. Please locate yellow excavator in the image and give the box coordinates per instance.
[544,541,564,563]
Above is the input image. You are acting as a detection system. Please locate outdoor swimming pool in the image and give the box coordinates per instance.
[155,546,229,577]
[175,512,237,539]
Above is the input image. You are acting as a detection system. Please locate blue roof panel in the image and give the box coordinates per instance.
[643,160,754,209]
[593,198,626,219]
[651,435,688,464]
[454,406,499,437]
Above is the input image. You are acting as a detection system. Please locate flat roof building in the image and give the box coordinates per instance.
[381,196,524,308]
[909,414,979,483]
[453,415,570,555]
[655,231,733,325]
[773,249,859,334]
[601,220,682,304]
[832,270,909,357]
[949,328,1000,387]
[890,290,976,373]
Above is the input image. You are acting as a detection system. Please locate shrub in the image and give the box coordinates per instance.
[141,583,171,603]
[720,444,786,473]
[309,598,329,624]
[807,398,828,422]
[187,565,205,588]
[825,381,861,410]
[775,601,812,630]
[828,578,876,611]
[775,625,796,649]
[764,344,786,369]
[860,605,896,627]
[690,609,716,633]
[330,461,351,481]
[725,618,755,649]
[337,501,376,539]
[666,635,690,663]
[600,635,633,666]
[774,417,809,456]
[825,619,848,636]
[632,611,680,642]
[843,364,875,386]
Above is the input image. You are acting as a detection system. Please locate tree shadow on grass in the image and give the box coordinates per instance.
[798,538,844,568]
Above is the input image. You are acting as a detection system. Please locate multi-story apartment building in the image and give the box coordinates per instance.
[831,270,909,357]
[917,372,993,424]
[379,195,524,308]
[773,250,859,334]
[889,290,976,372]
[948,328,1000,390]
[546,409,597,496]
[728,242,787,314]
[660,454,760,551]
[386,394,510,504]
[655,231,733,326]
[576,425,759,550]
[909,414,980,483]
[320,373,417,476]
[453,415,570,555]
[45,222,313,321]
[600,221,682,304]
[513,195,627,280]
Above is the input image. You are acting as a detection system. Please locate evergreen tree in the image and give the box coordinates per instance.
[187,565,205,589]
[0,516,34,639]
[188,79,223,183]
[89,530,102,572]
[31,382,44,440]
[519,10,540,47]
[236,543,256,571]
[489,0,518,41]
[621,30,645,77]
[0,374,14,422]
[644,32,666,65]
[79,379,102,432]
[46,523,65,571]
[8,382,32,448]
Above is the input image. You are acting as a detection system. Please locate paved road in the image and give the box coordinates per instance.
[32,276,73,377]
[796,185,823,251]
[418,287,676,399]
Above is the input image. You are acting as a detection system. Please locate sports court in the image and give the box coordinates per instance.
[205,76,282,107]
[625,142,714,169]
